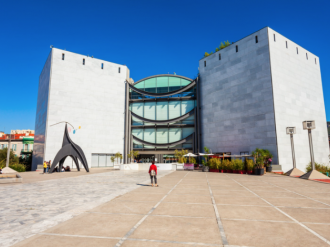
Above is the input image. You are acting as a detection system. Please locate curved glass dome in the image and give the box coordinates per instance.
[133,75,193,94]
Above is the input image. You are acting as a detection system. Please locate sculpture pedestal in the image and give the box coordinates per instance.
[300,170,329,180]
[285,168,304,177]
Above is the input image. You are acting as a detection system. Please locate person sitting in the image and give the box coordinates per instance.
[61,167,65,172]
[0,168,2,174]
[65,166,71,172]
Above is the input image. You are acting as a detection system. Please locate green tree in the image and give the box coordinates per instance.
[114,152,123,164]
[174,149,188,164]
[0,148,19,168]
[204,52,210,57]
[110,156,115,165]
[128,150,139,161]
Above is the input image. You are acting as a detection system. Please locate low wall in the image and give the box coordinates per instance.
[121,163,177,171]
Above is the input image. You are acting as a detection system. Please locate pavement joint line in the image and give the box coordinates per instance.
[262,181,330,208]
[114,172,190,247]
[226,175,330,245]
[87,211,214,219]
[221,218,295,224]
[206,173,229,246]
[37,233,230,246]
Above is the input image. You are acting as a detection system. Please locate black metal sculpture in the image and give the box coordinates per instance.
[49,123,89,173]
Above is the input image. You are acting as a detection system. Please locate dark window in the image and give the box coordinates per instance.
[306,53,308,60]
[286,41,288,48]
[315,58,317,64]
[204,61,206,67]
[62,54,65,60]
[236,45,238,52]
[101,63,104,69]
[296,47,298,54]
[118,67,121,73]
[274,34,276,41]
[219,53,221,60]
[83,59,85,65]
[255,36,258,43]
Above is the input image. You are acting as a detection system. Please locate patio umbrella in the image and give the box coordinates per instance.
[184,153,197,163]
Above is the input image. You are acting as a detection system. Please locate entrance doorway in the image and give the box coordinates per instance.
[136,154,155,163]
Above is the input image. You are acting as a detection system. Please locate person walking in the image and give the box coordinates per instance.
[43,161,47,174]
[149,161,158,187]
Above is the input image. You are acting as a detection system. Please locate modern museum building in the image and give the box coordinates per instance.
[32,27,329,173]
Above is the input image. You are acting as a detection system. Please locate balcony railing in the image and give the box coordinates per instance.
[21,149,33,153]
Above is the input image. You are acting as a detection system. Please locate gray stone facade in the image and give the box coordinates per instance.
[199,27,278,164]
[199,27,329,172]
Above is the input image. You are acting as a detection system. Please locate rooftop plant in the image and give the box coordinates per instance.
[204,40,231,57]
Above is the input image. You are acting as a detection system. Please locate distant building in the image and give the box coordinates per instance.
[0,132,34,158]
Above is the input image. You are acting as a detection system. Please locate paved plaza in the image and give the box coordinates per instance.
[2,170,330,247]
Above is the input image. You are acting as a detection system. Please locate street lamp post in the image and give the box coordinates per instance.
[287,127,296,168]
[300,120,328,179]
[285,127,304,177]
[5,132,11,168]
[302,121,316,170]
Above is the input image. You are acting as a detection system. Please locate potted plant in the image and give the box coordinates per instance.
[252,148,265,175]
[237,159,244,174]
[219,159,224,173]
[263,150,273,172]
[223,159,232,173]
[209,158,220,172]
[246,159,254,174]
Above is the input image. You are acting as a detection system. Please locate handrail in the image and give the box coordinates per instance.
[130,108,194,124]
[128,80,196,97]
[132,133,193,147]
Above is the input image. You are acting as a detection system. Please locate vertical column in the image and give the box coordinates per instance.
[308,129,315,170]
[290,134,296,168]
[196,77,201,153]
[124,82,129,164]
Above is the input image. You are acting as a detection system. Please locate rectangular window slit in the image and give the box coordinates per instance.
[62,54,65,60]
[118,67,121,73]
[219,54,221,60]
[306,53,308,60]
[255,36,258,43]
[83,59,85,65]
[101,63,104,69]
[315,58,317,64]
[296,47,298,54]
[286,41,288,48]
[236,45,238,52]
[274,34,276,41]
[204,61,206,67]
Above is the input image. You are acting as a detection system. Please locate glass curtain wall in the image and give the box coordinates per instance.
[130,77,195,99]
[130,75,196,149]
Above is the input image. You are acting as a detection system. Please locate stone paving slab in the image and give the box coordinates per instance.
[7,171,330,247]
[0,170,173,247]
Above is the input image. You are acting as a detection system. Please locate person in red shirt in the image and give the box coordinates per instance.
[149,161,158,187]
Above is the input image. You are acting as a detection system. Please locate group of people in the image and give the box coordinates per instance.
[43,160,71,173]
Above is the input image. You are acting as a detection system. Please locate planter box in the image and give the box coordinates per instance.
[220,169,224,173]
[247,170,253,174]
[210,169,219,173]
[202,166,209,172]
[255,168,265,175]
[266,166,272,172]
[184,163,194,171]
[227,170,233,173]
[233,170,238,174]
[238,170,244,174]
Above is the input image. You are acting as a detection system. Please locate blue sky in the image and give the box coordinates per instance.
[1,0,329,131]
